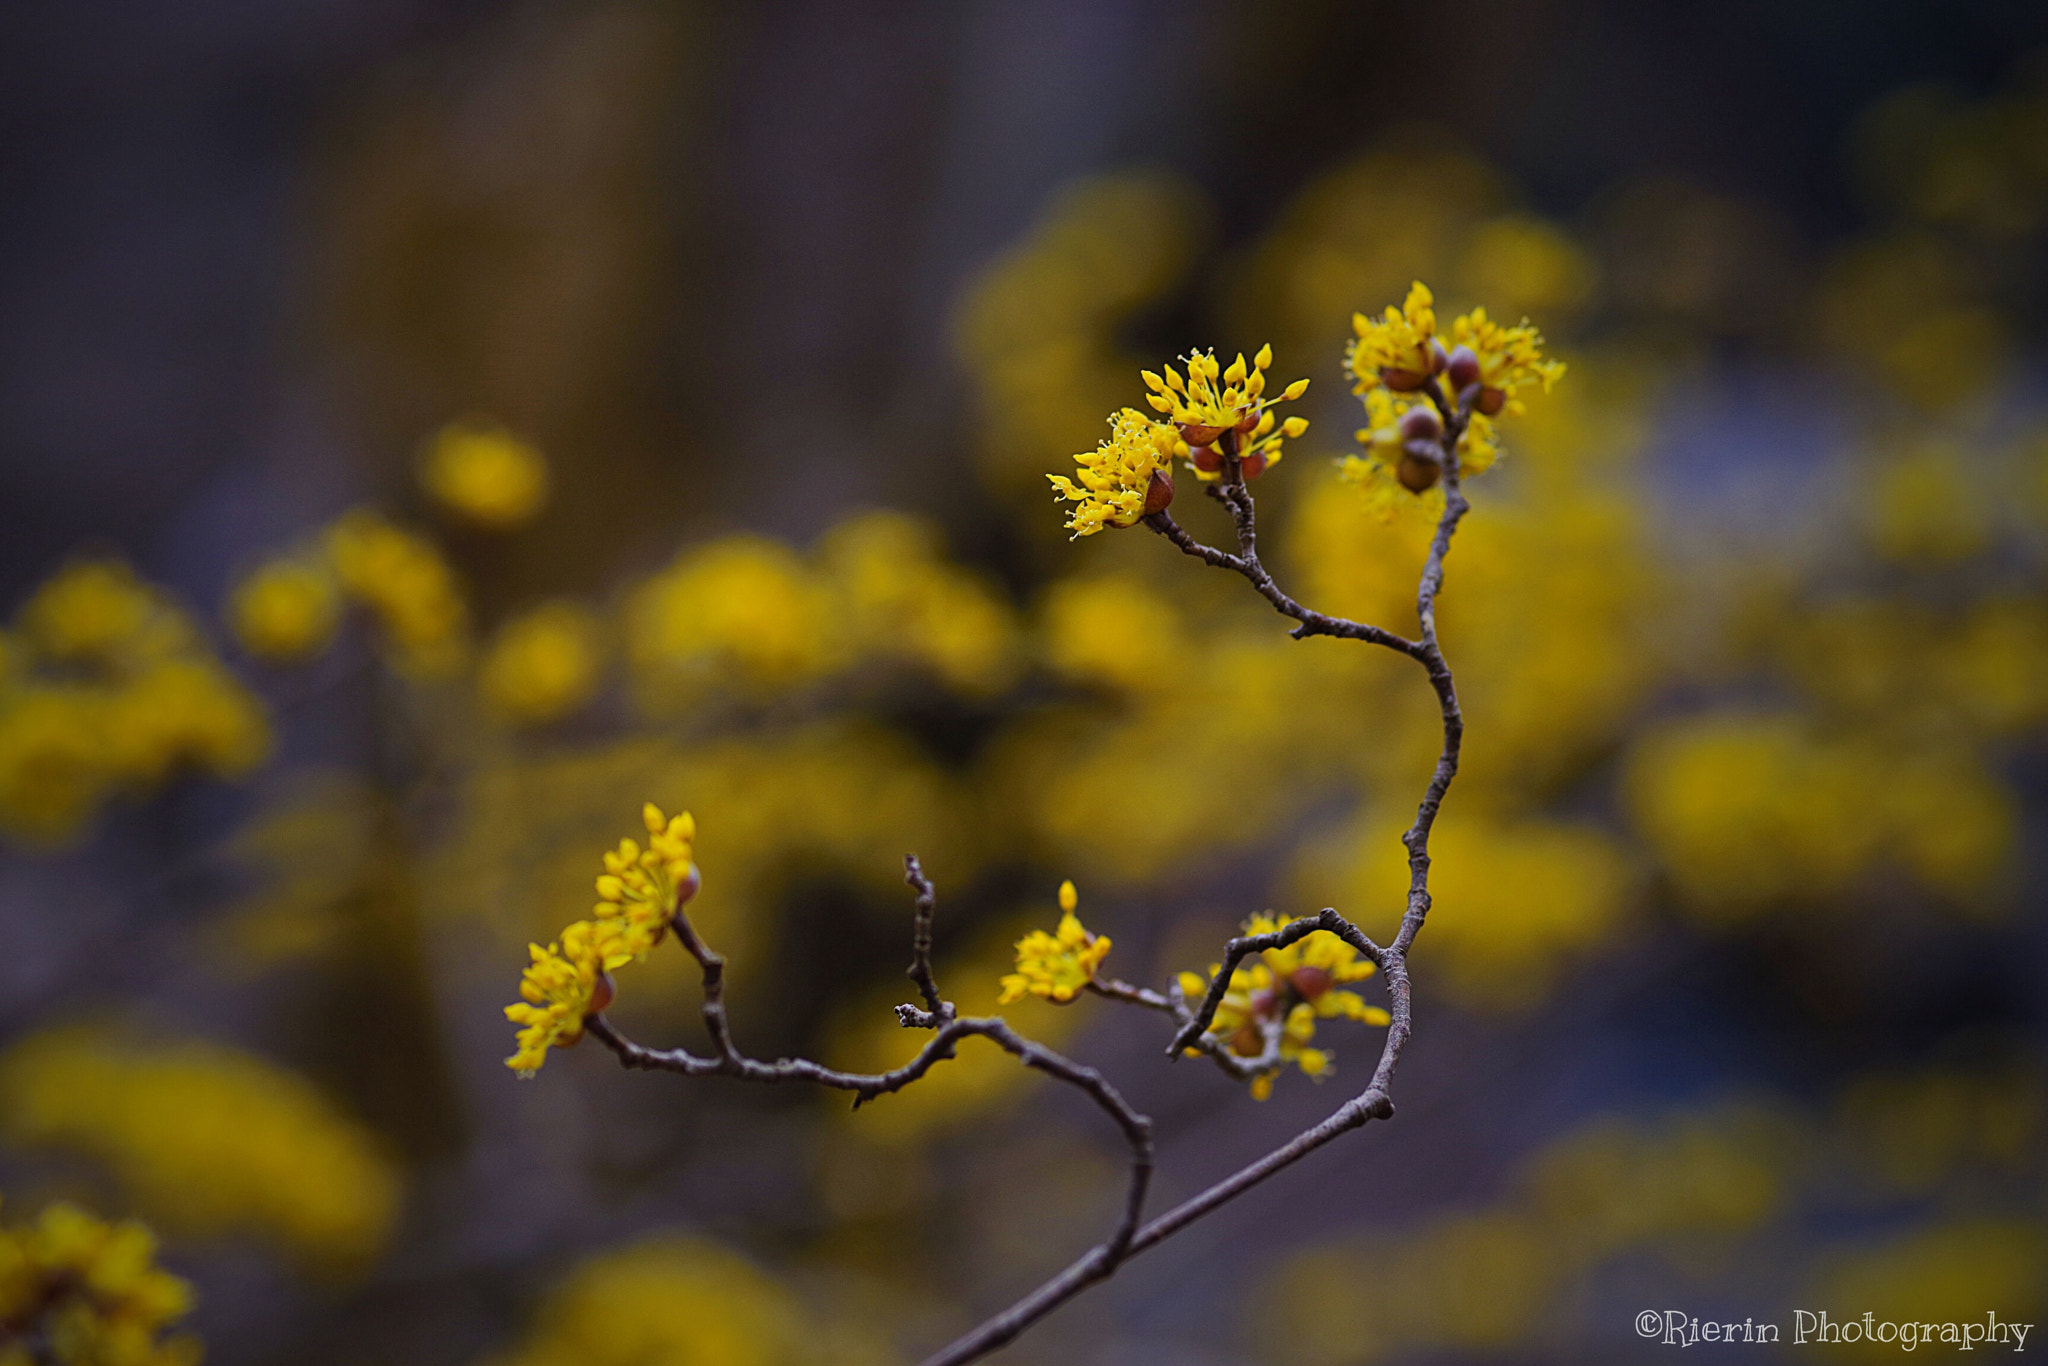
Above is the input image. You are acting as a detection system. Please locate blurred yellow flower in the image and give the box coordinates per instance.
[1047,408,1177,537]
[488,1235,812,1366]
[14,561,186,666]
[816,511,1020,693]
[999,880,1110,1003]
[626,536,835,704]
[1347,280,1440,392]
[418,421,550,528]
[0,1028,399,1273]
[1040,572,1190,694]
[325,509,469,675]
[479,601,605,725]
[1176,914,1387,1099]
[0,1198,199,1366]
[228,560,339,662]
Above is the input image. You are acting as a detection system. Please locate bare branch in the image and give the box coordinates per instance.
[897,854,952,1028]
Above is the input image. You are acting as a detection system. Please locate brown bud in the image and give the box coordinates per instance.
[1229,1024,1265,1058]
[1234,408,1262,436]
[1446,344,1481,390]
[1240,452,1268,480]
[1397,451,1442,493]
[1178,421,1228,447]
[1248,987,1279,1020]
[676,863,702,907]
[1289,965,1333,1001]
[1379,366,1428,393]
[1142,467,1175,516]
[1476,386,1506,416]
[1191,445,1224,474]
[1397,405,1443,442]
[1430,338,1450,374]
[589,970,616,1016]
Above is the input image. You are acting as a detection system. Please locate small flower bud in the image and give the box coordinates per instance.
[1430,339,1450,374]
[1379,366,1427,392]
[1142,468,1175,516]
[1397,406,1443,442]
[1178,421,1228,446]
[1191,445,1224,473]
[1476,386,1506,416]
[1289,965,1333,1000]
[588,970,616,1017]
[1240,452,1268,480]
[1446,344,1481,389]
[675,862,702,906]
[1280,416,1309,438]
[1397,451,1442,493]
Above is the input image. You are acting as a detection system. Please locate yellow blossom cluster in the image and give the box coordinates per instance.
[0,560,268,845]
[0,1199,198,1366]
[417,421,550,528]
[479,601,605,725]
[506,803,697,1076]
[1047,408,1178,538]
[486,1236,821,1366]
[1339,281,1564,520]
[1139,344,1310,482]
[998,881,1111,1003]
[1176,916,1389,1100]
[627,513,1018,708]
[227,560,339,662]
[0,1028,399,1272]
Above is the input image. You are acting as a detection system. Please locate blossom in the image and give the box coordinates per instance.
[999,880,1111,1003]
[479,601,606,725]
[1048,408,1179,537]
[325,510,469,675]
[1347,281,1441,393]
[1446,307,1566,416]
[1341,389,1502,521]
[229,560,339,662]
[591,803,700,960]
[1176,914,1389,1099]
[1139,345,1310,481]
[418,421,550,528]
[505,919,627,1077]
[0,1199,199,1366]
[0,1029,399,1269]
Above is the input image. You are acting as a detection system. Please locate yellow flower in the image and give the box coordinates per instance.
[479,601,605,725]
[1347,281,1440,392]
[1446,307,1565,416]
[590,803,699,960]
[228,561,339,662]
[0,1199,199,1366]
[325,510,468,675]
[15,561,190,666]
[1139,345,1310,482]
[1176,914,1388,1099]
[505,919,626,1077]
[1048,408,1178,537]
[418,421,550,528]
[998,880,1111,1003]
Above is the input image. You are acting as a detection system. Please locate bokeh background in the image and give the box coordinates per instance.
[3,1,2048,1362]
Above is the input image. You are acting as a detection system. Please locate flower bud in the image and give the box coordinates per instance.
[1289,965,1332,1000]
[1397,451,1442,493]
[1142,467,1175,516]
[676,862,702,907]
[1476,386,1506,416]
[1191,445,1224,474]
[1430,339,1450,374]
[1397,405,1443,442]
[589,970,616,1017]
[1178,421,1228,447]
[1240,452,1268,480]
[1446,344,1481,389]
[1379,366,1428,392]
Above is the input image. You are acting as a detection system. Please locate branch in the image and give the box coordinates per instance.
[898,855,952,1028]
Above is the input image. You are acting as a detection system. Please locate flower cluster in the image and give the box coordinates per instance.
[1177,916,1389,1100]
[417,421,551,528]
[0,1199,198,1366]
[999,881,1112,1003]
[0,561,269,846]
[0,1028,398,1270]
[506,804,699,1076]
[325,510,471,675]
[1141,345,1310,482]
[1048,409,1179,538]
[479,601,606,726]
[1340,281,1564,518]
